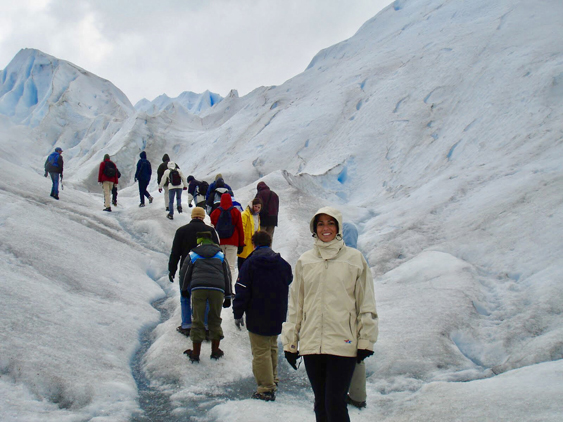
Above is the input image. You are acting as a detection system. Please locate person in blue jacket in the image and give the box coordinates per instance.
[134,151,153,207]
[233,230,293,401]
[44,147,64,200]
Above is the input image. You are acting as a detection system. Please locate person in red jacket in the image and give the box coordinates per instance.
[98,154,120,212]
[210,193,244,278]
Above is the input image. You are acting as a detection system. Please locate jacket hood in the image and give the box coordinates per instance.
[162,154,170,162]
[167,161,176,170]
[220,192,233,208]
[257,181,269,191]
[251,247,283,268]
[309,206,343,237]
[140,151,147,159]
[194,243,221,258]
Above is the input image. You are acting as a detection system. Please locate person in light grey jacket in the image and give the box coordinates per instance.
[282,207,378,422]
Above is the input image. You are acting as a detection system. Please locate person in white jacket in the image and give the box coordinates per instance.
[282,206,378,422]
[159,161,187,220]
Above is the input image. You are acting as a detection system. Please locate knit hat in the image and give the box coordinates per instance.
[191,207,206,220]
[215,173,223,181]
[196,231,214,245]
[55,147,63,153]
[104,154,110,160]
[187,175,195,183]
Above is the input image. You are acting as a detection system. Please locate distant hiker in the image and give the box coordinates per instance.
[169,207,219,337]
[205,173,233,215]
[237,198,262,269]
[134,151,153,207]
[159,161,187,220]
[342,221,368,409]
[233,231,293,402]
[180,231,233,363]
[255,182,279,240]
[187,175,209,209]
[282,207,378,422]
[210,193,245,279]
[44,147,64,200]
[111,168,122,206]
[98,154,119,212]
[157,154,178,211]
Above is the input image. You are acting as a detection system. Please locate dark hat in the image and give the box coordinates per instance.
[55,147,63,153]
[187,175,195,183]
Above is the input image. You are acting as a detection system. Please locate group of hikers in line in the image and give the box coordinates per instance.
[167,199,377,421]
[44,147,378,421]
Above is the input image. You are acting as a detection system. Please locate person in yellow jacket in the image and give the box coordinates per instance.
[282,206,378,422]
[237,198,262,269]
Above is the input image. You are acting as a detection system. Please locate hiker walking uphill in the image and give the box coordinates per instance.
[134,151,153,207]
[282,207,378,422]
[237,198,262,269]
[205,173,233,215]
[180,231,233,363]
[159,162,187,220]
[255,182,279,240]
[187,175,209,209]
[169,207,219,337]
[210,193,244,279]
[157,154,178,211]
[98,154,119,212]
[44,147,64,200]
[233,230,293,402]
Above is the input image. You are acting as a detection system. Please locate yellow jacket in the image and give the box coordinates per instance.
[238,202,260,259]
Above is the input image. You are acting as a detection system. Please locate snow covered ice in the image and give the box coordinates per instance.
[1,0,562,420]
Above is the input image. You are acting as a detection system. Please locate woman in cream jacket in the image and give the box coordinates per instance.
[282,206,378,422]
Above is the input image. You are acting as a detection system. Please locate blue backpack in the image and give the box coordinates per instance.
[215,207,235,239]
[46,152,60,172]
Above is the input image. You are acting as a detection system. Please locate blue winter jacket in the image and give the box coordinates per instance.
[233,246,293,336]
[135,151,152,181]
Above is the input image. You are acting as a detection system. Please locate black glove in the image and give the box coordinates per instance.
[237,245,244,255]
[223,298,231,308]
[44,171,48,177]
[189,204,193,207]
[356,349,374,363]
[168,273,174,283]
[285,351,300,370]
[234,318,244,330]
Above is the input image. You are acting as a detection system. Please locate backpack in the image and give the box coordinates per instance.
[169,169,182,186]
[197,180,209,197]
[104,161,117,178]
[46,152,60,172]
[215,206,235,239]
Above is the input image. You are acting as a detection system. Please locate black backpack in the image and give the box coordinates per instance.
[104,161,117,178]
[169,169,182,186]
[215,206,235,238]
[198,180,209,197]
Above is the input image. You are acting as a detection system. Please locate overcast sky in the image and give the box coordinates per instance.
[0,0,391,105]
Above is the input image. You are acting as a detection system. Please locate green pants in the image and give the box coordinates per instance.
[191,290,224,343]
[248,331,279,393]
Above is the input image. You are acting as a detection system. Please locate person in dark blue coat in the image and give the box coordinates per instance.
[134,151,153,207]
[233,230,293,401]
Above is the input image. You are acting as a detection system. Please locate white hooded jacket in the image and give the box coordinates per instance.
[159,161,187,189]
[282,207,378,357]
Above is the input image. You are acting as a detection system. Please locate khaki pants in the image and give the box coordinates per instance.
[248,331,279,393]
[348,361,367,402]
[102,181,114,208]
[162,185,169,209]
[260,225,275,241]
[191,289,224,343]
[220,244,237,281]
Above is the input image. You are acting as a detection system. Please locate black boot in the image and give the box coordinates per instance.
[210,339,224,360]
[184,342,201,363]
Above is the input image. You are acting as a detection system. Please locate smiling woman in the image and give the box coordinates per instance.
[282,206,379,422]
